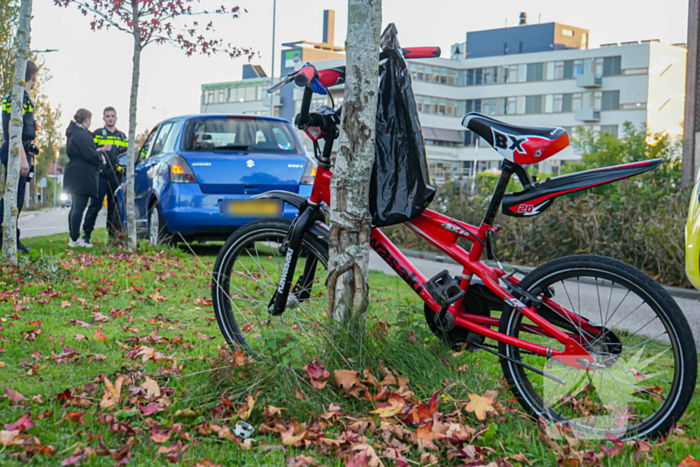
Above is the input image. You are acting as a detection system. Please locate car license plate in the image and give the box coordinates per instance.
[222,199,282,217]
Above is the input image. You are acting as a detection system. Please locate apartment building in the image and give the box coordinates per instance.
[200,15,687,184]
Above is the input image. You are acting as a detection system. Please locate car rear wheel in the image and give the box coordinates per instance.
[149,203,174,246]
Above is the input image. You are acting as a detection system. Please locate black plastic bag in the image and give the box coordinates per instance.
[370,24,436,227]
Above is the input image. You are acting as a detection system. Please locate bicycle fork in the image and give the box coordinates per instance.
[268,206,322,316]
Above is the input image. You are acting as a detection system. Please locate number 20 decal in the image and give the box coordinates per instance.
[517,204,534,214]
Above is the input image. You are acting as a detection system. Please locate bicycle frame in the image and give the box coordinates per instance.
[306,161,598,369]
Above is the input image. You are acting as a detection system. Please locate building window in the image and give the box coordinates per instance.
[603,56,622,76]
[573,60,584,77]
[506,65,518,83]
[554,61,565,80]
[562,93,573,112]
[465,99,482,114]
[602,91,620,110]
[475,68,483,85]
[506,97,517,114]
[562,28,574,37]
[483,67,498,84]
[600,125,618,137]
[563,60,574,79]
[553,94,563,112]
[526,63,544,81]
[525,95,543,114]
[466,69,474,86]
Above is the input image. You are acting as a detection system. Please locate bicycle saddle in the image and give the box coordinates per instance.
[461,112,569,165]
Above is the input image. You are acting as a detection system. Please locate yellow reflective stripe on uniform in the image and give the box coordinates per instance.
[94,135,128,147]
[1,99,32,115]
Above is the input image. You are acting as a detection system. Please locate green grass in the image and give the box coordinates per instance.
[0,230,698,466]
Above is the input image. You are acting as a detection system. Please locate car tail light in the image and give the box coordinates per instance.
[300,160,317,185]
[170,155,198,183]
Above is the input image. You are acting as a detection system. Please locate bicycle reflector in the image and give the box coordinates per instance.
[169,155,197,183]
[300,160,318,184]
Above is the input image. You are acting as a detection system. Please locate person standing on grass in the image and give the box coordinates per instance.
[0,60,39,254]
[83,106,127,243]
[63,109,110,248]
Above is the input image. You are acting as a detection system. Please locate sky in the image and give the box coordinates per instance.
[31,0,690,136]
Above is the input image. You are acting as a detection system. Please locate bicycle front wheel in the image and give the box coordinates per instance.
[211,218,329,356]
[498,255,697,439]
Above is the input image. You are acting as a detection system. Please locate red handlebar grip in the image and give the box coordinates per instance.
[402,47,441,59]
[295,65,317,87]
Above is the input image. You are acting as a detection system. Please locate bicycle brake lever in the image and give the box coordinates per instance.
[267,76,292,93]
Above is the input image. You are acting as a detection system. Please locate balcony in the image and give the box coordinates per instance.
[576,73,603,88]
[575,108,601,122]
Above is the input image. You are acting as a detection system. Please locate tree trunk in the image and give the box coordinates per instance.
[2,0,32,265]
[683,0,700,187]
[125,0,142,251]
[327,0,382,324]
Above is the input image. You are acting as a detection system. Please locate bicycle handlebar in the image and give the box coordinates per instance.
[292,46,440,127]
[294,64,317,87]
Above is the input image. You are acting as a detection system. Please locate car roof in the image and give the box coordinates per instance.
[166,114,291,125]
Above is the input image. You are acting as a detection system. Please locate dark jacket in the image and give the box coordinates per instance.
[64,121,101,197]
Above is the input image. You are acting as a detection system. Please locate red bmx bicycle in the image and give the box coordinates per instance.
[212,49,696,440]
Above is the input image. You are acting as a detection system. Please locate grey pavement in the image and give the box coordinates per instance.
[19,206,106,239]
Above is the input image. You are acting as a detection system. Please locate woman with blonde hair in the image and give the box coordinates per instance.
[63,109,110,247]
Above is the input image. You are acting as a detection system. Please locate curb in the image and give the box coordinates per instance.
[398,248,700,302]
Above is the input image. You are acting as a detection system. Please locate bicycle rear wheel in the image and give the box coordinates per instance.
[498,255,696,439]
[211,218,329,357]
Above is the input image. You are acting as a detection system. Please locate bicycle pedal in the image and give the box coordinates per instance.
[426,270,465,307]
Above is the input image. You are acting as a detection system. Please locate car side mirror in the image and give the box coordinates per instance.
[118,154,128,167]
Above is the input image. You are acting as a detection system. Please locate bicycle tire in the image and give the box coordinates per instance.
[211,218,329,354]
[498,254,697,439]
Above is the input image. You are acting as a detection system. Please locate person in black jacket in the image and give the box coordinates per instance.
[63,109,109,248]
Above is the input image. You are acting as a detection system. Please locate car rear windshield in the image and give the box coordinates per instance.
[181,117,304,155]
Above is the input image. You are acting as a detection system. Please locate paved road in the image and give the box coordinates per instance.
[17,208,700,346]
[19,207,106,239]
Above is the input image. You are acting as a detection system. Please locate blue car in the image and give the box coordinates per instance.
[116,115,315,245]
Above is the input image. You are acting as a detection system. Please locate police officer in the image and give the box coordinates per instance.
[82,106,127,244]
[0,60,38,254]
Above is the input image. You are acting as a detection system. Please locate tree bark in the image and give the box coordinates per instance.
[327,0,382,324]
[125,0,142,251]
[2,0,32,265]
[683,0,700,187]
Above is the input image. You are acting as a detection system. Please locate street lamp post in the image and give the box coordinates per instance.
[269,0,277,117]
[53,149,59,207]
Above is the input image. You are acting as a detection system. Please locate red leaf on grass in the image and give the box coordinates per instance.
[93,328,108,342]
[193,331,215,340]
[4,386,27,402]
[412,390,441,424]
[600,432,623,457]
[63,412,87,426]
[61,452,88,466]
[69,319,90,330]
[679,455,700,467]
[5,413,34,431]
